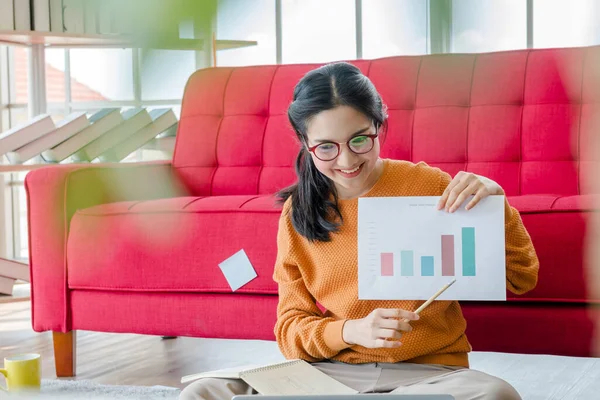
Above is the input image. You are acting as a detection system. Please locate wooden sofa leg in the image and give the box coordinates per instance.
[53,331,76,377]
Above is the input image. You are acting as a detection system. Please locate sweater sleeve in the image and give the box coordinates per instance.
[438,172,539,295]
[273,201,351,362]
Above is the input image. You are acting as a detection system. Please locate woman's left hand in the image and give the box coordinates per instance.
[437,171,504,213]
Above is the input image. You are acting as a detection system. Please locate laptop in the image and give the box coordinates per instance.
[233,396,454,399]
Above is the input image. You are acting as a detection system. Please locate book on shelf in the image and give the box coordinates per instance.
[0,0,15,30]
[73,108,152,162]
[181,359,357,396]
[6,112,90,164]
[0,115,55,157]
[0,275,16,296]
[158,123,178,138]
[98,6,114,34]
[14,0,31,30]
[142,136,175,154]
[62,0,85,34]
[0,257,29,282]
[99,109,177,162]
[83,0,98,34]
[33,0,51,31]
[50,0,65,32]
[112,3,133,35]
[42,109,124,163]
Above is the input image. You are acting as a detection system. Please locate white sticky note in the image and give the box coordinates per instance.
[218,249,258,291]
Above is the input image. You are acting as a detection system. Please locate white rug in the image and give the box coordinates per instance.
[6,379,181,399]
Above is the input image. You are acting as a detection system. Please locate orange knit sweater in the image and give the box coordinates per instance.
[273,159,539,368]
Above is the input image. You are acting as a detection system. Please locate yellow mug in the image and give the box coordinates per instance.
[0,353,41,392]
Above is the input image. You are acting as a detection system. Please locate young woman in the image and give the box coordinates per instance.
[180,62,539,400]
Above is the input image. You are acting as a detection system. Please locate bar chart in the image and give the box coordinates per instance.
[379,227,477,278]
[358,195,506,301]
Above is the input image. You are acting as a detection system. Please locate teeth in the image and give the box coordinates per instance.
[341,165,361,174]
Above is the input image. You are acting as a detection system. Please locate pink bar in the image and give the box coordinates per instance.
[381,253,394,276]
[442,235,455,276]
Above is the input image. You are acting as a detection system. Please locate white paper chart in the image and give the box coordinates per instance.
[358,196,506,301]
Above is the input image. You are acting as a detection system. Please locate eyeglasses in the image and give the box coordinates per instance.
[307,132,379,162]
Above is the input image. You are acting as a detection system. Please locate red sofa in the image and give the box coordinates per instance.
[26,45,600,377]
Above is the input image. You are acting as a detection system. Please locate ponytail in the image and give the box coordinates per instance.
[277,148,342,242]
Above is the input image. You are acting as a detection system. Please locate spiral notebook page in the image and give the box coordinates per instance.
[239,360,358,395]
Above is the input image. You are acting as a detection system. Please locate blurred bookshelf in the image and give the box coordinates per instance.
[0,1,252,174]
[0,30,257,50]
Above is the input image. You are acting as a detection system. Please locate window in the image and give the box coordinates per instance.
[45,48,67,105]
[13,47,28,105]
[9,107,29,127]
[363,0,428,58]
[0,46,10,133]
[534,0,600,48]
[141,50,196,100]
[69,49,135,101]
[452,0,526,53]
[217,0,276,66]
[282,0,356,63]
[1,46,29,260]
[1,46,28,131]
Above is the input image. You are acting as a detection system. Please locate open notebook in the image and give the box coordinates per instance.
[181,359,358,395]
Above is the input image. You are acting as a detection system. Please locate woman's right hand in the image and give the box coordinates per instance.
[342,308,419,349]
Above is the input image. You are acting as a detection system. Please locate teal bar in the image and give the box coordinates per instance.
[462,227,476,276]
[421,256,434,276]
[401,250,414,276]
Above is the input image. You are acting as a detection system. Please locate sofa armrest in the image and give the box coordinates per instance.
[25,161,188,333]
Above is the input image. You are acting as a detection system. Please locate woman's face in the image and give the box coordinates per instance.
[305,105,382,199]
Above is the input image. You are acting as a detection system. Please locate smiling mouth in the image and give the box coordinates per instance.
[337,163,364,176]
[340,165,360,173]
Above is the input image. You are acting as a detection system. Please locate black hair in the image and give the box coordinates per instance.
[277,62,388,242]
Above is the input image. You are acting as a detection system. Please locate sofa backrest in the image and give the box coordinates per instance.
[173,45,600,197]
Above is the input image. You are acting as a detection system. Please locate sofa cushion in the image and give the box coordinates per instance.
[512,194,600,304]
[508,194,600,213]
[67,194,599,304]
[67,195,283,294]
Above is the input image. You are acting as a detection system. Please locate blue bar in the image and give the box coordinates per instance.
[462,227,476,276]
[401,250,414,276]
[421,256,434,276]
